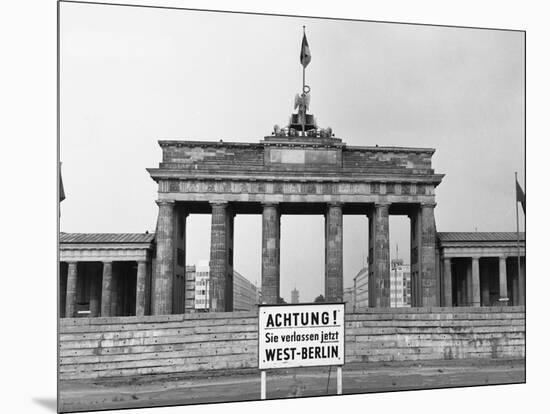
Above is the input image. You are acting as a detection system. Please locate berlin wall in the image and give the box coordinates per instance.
[59,307,525,381]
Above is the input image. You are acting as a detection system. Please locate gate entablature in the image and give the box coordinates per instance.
[148,137,443,206]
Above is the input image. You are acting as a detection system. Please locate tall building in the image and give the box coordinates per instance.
[185,262,258,312]
[290,287,300,304]
[233,270,260,311]
[184,265,196,312]
[194,261,211,311]
[390,259,411,307]
[353,266,369,310]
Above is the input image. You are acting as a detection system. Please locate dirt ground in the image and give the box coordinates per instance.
[58,358,525,413]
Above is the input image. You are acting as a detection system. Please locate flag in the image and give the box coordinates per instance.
[516,179,525,213]
[300,32,311,68]
[59,162,66,202]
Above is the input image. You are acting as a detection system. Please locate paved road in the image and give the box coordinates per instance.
[59,358,525,412]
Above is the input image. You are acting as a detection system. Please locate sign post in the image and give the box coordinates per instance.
[258,303,345,399]
[260,370,266,400]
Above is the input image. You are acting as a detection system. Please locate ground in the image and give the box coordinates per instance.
[59,358,525,413]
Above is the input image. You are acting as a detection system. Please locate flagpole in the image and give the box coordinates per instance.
[515,171,522,303]
[302,26,306,136]
[302,25,306,93]
[303,65,305,95]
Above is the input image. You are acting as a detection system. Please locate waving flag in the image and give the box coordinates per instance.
[516,178,525,213]
[60,162,66,202]
[300,31,311,68]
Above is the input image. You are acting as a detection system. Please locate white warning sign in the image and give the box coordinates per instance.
[258,303,345,370]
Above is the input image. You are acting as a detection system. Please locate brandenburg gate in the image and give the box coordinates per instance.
[147,93,444,314]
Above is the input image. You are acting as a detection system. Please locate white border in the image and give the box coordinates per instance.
[2,1,545,414]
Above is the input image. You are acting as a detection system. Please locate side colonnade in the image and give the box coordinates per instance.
[59,233,154,318]
[441,255,525,307]
[438,232,526,307]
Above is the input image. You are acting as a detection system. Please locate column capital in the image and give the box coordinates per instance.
[471,256,481,262]
[102,260,113,265]
[373,202,391,215]
[156,199,175,207]
[65,260,79,265]
[262,202,279,208]
[210,202,229,216]
[327,202,343,209]
[420,201,437,208]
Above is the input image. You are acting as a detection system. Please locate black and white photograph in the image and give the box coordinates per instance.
[5,1,547,413]
[54,1,528,412]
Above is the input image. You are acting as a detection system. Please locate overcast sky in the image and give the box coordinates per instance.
[60,3,524,302]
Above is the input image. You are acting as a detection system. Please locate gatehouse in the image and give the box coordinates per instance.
[146,126,444,313]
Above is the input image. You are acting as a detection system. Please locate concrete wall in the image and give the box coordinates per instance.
[59,307,524,381]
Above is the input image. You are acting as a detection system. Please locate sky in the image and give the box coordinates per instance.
[59,3,525,302]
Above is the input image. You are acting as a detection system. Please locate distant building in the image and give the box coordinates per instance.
[350,261,410,310]
[184,261,211,312]
[184,265,196,312]
[194,261,211,311]
[185,262,257,312]
[390,259,411,307]
[353,266,369,310]
[233,270,260,311]
[343,286,354,311]
[290,287,300,304]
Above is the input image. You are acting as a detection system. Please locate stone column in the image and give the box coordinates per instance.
[369,203,390,307]
[225,211,235,311]
[210,202,228,311]
[100,261,113,316]
[499,256,508,305]
[145,261,152,315]
[443,258,453,307]
[110,271,119,316]
[173,209,188,314]
[65,261,78,318]
[89,272,101,317]
[420,203,438,306]
[325,203,343,302]
[481,270,490,306]
[471,257,481,307]
[411,271,416,308]
[262,203,280,304]
[136,260,147,316]
[152,199,175,315]
[466,263,472,306]
[408,209,421,307]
